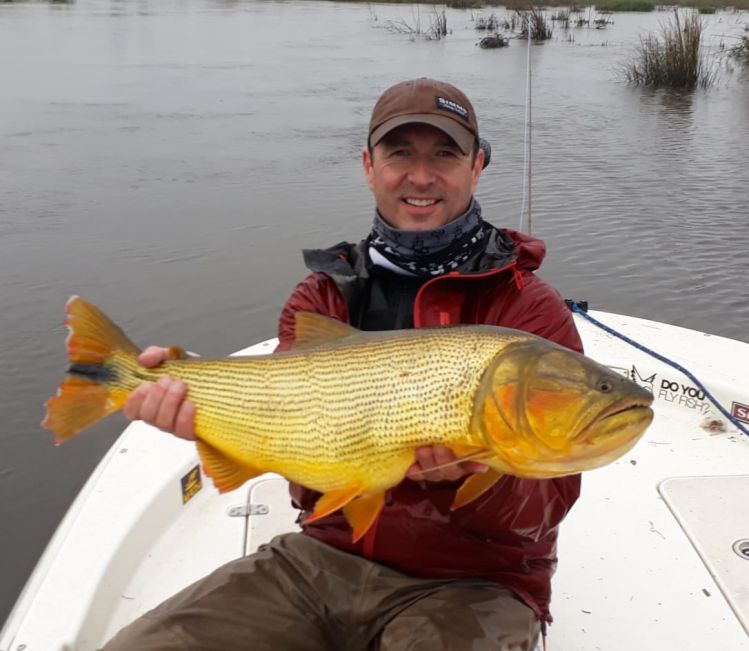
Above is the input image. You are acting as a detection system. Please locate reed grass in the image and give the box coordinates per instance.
[474,12,500,30]
[729,34,749,64]
[622,9,717,88]
[510,5,553,40]
[529,8,554,40]
[447,0,482,8]
[382,5,447,39]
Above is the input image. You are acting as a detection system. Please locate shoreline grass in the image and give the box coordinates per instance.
[350,0,749,11]
[595,0,655,11]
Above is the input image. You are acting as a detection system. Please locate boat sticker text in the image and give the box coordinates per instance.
[610,366,717,415]
[658,379,711,414]
[181,465,203,504]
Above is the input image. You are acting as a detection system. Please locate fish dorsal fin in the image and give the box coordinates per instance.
[293,312,358,350]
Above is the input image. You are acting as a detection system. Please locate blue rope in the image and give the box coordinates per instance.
[569,302,749,438]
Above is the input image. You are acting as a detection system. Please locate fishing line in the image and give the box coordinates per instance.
[569,302,749,438]
[413,450,495,475]
[518,18,533,235]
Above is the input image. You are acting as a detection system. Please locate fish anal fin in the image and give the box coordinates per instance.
[343,492,385,543]
[42,376,125,444]
[196,439,263,493]
[451,469,503,511]
[305,486,362,523]
[292,312,358,351]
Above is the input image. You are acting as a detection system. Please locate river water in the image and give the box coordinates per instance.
[0,0,747,624]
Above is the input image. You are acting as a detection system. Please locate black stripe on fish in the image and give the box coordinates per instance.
[67,363,118,383]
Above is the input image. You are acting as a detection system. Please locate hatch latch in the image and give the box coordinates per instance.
[227,504,269,517]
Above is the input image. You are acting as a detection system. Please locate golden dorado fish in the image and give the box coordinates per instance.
[43,296,654,541]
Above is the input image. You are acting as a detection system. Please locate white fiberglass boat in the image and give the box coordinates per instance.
[2,309,748,651]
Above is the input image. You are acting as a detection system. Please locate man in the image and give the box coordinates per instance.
[108,78,583,650]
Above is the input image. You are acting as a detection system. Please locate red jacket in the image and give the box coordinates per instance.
[276,228,583,622]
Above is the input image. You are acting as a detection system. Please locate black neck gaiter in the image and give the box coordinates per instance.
[368,199,487,277]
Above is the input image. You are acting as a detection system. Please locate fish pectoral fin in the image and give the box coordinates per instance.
[196,439,263,493]
[292,312,358,350]
[450,469,504,511]
[305,486,362,523]
[343,492,385,543]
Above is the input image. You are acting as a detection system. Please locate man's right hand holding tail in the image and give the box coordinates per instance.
[123,346,197,441]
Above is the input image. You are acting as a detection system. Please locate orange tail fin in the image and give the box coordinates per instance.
[42,296,141,444]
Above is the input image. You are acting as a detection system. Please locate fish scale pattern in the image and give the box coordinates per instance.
[134,327,527,494]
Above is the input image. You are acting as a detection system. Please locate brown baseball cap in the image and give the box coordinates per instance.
[368,78,479,155]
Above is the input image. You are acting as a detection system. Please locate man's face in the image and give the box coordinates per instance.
[362,123,484,231]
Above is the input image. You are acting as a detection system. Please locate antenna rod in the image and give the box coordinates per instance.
[518,14,534,236]
[527,18,533,236]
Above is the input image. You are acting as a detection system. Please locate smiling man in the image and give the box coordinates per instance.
[108,79,584,651]
[363,80,484,231]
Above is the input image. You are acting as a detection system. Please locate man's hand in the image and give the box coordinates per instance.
[406,445,488,482]
[122,346,197,441]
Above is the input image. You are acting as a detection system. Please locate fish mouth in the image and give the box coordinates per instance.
[579,396,654,444]
[597,396,654,422]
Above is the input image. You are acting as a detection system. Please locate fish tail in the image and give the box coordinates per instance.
[42,295,143,444]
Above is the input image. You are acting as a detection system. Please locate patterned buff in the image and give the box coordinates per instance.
[368,199,488,276]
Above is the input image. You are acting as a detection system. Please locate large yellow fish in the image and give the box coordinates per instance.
[43,296,654,541]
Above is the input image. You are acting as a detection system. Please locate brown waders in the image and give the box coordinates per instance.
[101,533,540,651]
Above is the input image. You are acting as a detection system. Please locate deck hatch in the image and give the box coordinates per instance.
[659,475,749,636]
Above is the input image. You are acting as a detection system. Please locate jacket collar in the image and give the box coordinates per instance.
[302,224,546,279]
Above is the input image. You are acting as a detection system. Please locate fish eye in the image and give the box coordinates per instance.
[598,379,614,393]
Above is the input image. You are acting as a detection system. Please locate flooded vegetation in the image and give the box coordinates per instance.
[623,9,716,87]
[729,33,749,63]
[471,7,552,42]
[518,6,555,39]
[382,5,449,39]
[382,5,447,41]
[595,0,655,11]
[474,11,501,30]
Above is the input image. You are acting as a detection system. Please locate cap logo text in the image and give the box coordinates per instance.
[435,97,469,122]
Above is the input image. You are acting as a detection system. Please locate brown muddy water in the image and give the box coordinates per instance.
[0,0,747,625]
